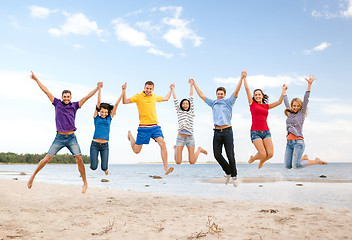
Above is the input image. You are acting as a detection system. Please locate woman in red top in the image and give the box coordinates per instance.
[243,72,287,168]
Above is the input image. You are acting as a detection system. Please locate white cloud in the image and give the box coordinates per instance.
[49,13,104,38]
[304,42,331,55]
[136,21,162,32]
[73,44,84,49]
[147,48,173,58]
[112,18,153,47]
[29,6,58,19]
[160,6,203,48]
[312,0,352,19]
[321,103,352,116]
[215,74,305,88]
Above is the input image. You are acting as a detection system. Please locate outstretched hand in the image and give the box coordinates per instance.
[241,71,247,79]
[189,78,195,85]
[305,75,316,84]
[283,84,288,91]
[97,82,103,88]
[30,71,38,81]
[170,83,175,90]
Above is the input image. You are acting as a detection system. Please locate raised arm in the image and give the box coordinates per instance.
[305,74,316,92]
[232,71,245,98]
[122,83,132,104]
[283,85,290,108]
[268,84,287,109]
[190,79,206,102]
[162,83,174,102]
[189,79,193,97]
[93,85,102,118]
[30,71,54,103]
[111,91,123,119]
[243,74,253,105]
[79,82,101,108]
[172,84,177,100]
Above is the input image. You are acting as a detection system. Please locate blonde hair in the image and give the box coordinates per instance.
[284,98,308,118]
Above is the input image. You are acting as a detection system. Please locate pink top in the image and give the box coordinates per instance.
[250,101,269,131]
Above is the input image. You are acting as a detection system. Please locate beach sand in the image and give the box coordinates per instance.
[0,179,351,240]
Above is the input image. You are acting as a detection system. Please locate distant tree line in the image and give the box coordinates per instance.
[0,152,90,164]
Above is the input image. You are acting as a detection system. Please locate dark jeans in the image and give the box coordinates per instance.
[90,141,109,171]
[213,127,237,177]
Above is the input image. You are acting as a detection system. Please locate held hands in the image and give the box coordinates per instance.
[122,82,127,91]
[305,75,316,84]
[282,84,288,93]
[241,71,247,79]
[170,83,175,90]
[188,78,195,85]
[97,82,103,88]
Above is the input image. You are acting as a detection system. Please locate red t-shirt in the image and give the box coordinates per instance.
[250,101,269,131]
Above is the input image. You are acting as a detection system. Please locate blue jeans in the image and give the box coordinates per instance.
[90,141,109,171]
[47,133,81,157]
[284,139,308,169]
[213,127,237,177]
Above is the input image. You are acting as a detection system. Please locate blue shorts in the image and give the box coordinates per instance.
[47,133,81,157]
[250,130,271,142]
[135,126,164,145]
[176,134,195,147]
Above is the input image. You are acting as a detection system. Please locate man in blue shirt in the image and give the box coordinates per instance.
[190,71,246,187]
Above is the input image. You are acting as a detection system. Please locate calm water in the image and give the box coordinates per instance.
[1,163,352,209]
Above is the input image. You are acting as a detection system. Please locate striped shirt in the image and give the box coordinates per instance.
[174,96,195,135]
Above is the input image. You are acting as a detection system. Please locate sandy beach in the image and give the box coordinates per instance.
[0,179,351,240]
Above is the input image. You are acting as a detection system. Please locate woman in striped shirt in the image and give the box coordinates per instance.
[172,80,207,164]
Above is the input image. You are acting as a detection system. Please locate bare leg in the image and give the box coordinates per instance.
[174,145,184,164]
[155,137,173,175]
[127,130,143,154]
[248,139,267,164]
[308,157,328,166]
[27,155,53,189]
[258,138,274,169]
[75,155,88,194]
[188,146,208,164]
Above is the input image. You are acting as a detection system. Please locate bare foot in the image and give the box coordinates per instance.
[198,147,208,155]
[258,160,265,169]
[27,176,34,189]
[105,170,109,175]
[301,154,309,161]
[165,167,174,175]
[82,184,88,194]
[173,145,176,150]
[127,131,132,141]
[248,155,255,164]
[315,157,328,165]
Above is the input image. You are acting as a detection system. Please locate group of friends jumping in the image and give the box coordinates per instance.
[26,71,327,194]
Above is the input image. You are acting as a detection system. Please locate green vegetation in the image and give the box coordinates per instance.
[0,152,90,164]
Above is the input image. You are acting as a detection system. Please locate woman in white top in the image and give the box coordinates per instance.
[172,79,207,164]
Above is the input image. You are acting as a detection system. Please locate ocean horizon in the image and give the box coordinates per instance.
[1,163,351,209]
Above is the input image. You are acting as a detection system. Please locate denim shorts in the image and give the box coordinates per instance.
[135,126,164,145]
[47,133,81,157]
[176,134,195,147]
[250,130,271,142]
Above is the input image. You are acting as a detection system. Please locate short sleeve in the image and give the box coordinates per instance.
[227,94,237,106]
[156,95,163,102]
[73,101,80,110]
[205,98,215,107]
[129,94,138,103]
[52,97,60,106]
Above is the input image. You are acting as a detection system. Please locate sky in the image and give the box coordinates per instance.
[0,0,352,164]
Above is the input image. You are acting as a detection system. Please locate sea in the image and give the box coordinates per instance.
[1,163,351,209]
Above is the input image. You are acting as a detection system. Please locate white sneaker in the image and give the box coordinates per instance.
[224,174,231,185]
[232,177,238,187]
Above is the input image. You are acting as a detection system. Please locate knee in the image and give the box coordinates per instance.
[133,149,141,154]
[257,152,267,160]
[42,156,52,164]
[266,153,273,160]
[75,155,83,163]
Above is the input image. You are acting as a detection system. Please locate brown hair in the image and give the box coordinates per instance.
[216,87,226,95]
[62,90,71,96]
[252,89,268,104]
[145,81,154,87]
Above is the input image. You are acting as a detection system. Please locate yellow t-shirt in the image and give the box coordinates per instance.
[130,92,163,125]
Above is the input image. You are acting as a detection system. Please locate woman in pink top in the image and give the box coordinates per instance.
[243,71,287,168]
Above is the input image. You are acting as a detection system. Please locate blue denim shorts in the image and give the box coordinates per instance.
[176,134,195,147]
[135,126,164,145]
[250,130,271,142]
[47,133,81,156]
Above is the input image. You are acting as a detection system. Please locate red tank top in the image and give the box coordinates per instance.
[250,101,269,131]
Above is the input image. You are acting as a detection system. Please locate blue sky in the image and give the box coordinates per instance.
[1,0,351,164]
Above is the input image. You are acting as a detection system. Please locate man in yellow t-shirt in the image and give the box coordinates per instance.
[122,81,174,175]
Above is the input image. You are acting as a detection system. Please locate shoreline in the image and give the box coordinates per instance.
[1,179,351,239]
